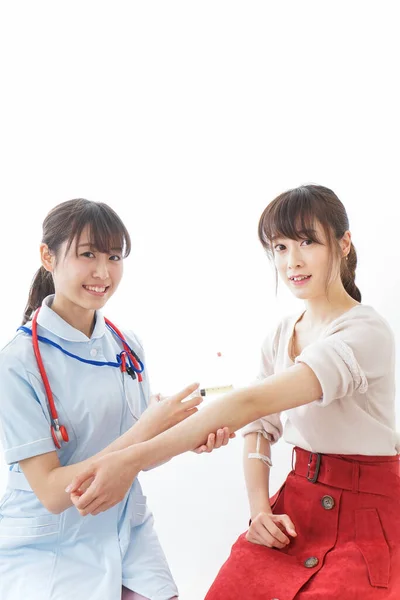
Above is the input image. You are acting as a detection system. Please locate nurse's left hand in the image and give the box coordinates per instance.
[193,427,235,453]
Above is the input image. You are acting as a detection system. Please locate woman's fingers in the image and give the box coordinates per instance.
[260,515,290,545]
[247,525,285,548]
[247,512,296,548]
[249,521,287,548]
[279,514,297,537]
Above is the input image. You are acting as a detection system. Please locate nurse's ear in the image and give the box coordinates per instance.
[40,243,55,273]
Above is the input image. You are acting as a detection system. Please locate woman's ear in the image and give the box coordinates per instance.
[40,243,54,273]
[340,231,352,258]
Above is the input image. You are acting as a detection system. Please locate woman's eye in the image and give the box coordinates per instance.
[109,255,122,262]
[81,251,95,258]
[274,244,285,252]
[301,239,313,246]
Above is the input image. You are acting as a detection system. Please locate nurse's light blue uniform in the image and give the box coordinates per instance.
[0,296,178,600]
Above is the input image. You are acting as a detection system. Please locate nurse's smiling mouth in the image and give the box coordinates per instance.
[82,285,110,296]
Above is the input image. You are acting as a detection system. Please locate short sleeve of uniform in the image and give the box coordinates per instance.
[294,308,394,406]
[242,323,283,444]
[0,353,55,464]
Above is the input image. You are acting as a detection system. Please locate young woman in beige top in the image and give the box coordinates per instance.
[67,185,399,599]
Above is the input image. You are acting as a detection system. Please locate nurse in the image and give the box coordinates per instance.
[0,198,231,600]
[69,185,400,598]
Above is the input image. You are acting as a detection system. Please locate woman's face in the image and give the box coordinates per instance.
[42,225,124,312]
[272,221,344,301]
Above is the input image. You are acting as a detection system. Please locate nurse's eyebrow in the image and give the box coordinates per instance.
[77,243,123,252]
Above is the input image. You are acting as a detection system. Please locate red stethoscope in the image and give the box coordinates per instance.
[28,307,144,449]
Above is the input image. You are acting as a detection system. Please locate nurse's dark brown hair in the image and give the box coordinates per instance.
[22,199,131,325]
[258,184,361,302]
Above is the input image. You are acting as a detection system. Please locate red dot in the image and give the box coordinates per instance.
[217,352,222,357]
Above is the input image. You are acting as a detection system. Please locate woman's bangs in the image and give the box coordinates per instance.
[261,190,324,251]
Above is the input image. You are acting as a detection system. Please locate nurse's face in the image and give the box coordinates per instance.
[272,222,340,301]
[43,226,124,311]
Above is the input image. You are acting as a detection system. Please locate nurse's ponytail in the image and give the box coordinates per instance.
[22,267,55,325]
[21,198,131,325]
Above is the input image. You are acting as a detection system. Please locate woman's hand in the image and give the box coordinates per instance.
[246,511,297,549]
[66,449,138,516]
[193,427,235,453]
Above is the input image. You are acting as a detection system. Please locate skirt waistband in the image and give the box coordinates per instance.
[293,446,400,498]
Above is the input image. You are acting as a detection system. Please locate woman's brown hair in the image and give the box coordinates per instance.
[258,184,361,302]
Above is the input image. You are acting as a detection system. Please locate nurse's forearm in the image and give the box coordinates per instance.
[19,418,160,514]
[97,416,160,456]
[124,363,321,472]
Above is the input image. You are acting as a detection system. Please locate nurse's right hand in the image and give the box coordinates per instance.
[246,511,297,549]
[138,382,204,437]
[67,449,139,516]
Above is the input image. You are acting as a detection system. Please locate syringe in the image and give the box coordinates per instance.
[199,385,234,396]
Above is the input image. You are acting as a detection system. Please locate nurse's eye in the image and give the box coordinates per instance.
[109,254,122,261]
[274,244,286,252]
[301,239,313,246]
[81,251,96,258]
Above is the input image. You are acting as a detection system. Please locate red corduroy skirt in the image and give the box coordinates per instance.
[205,447,400,600]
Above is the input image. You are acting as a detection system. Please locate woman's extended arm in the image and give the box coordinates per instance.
[69,363,322,515]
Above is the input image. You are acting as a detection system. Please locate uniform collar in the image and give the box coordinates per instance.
[36,295,106,342]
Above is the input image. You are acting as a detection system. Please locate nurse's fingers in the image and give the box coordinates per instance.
[171,382,201,403]
[192,444,208,454]
[215,428,230,448]
[73,482,101,511]
[180,395,203,411]
[66,467,96,495]
[91,501,113,516]
[180,406,199,420]
[77,496,108,517]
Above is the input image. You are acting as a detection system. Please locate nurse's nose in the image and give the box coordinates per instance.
[92,257,110,280]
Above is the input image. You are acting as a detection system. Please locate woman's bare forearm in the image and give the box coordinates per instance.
[123,364,321,473]
[243,433,272,519]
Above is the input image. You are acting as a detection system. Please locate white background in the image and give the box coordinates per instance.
[0,2,399,599]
